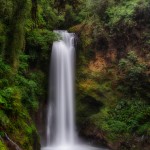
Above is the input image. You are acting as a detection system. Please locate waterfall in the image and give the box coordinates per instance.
[41,31,107,150]
[47,30,75,146]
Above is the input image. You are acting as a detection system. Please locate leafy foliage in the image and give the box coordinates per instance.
[118,51,149,100]
[0,55,42,149]
[91,100,150,141]
[26,29,58,62]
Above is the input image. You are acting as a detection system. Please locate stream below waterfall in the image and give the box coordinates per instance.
[41,30,108,150]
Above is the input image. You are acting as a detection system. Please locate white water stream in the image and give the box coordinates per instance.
[41,31,107,150]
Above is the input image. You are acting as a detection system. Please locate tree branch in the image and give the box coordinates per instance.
[4,133,22,150]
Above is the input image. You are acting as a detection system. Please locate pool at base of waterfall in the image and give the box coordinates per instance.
[41,145,108,150]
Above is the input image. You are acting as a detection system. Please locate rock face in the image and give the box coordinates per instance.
[81,124,150,150]
[81,124,108,145]
[89,52,107,72]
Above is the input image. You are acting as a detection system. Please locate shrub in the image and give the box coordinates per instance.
[118,51,149,99]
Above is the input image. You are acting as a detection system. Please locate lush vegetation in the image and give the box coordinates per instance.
[0,0,58,149]
[0,0,150,150]
[74,0,150,149]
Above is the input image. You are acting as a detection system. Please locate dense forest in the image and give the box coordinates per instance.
[0,0,149,150]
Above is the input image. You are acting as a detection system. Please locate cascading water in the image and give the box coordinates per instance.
[41,31,108,150]
[46,30,75,146]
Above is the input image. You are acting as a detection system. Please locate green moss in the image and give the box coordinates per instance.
[0,54,42,149]
[0,141,8,150]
